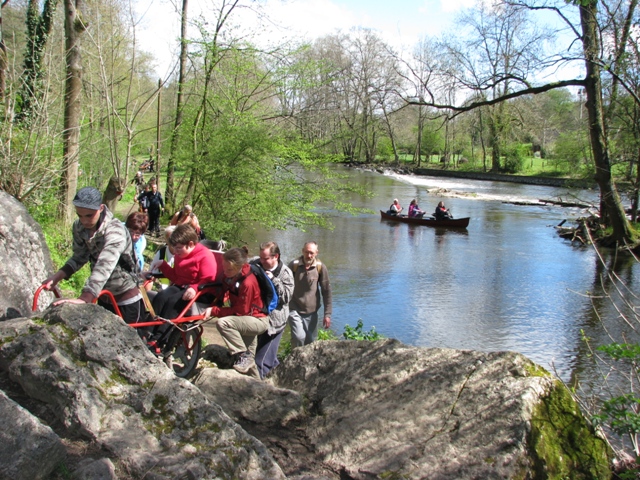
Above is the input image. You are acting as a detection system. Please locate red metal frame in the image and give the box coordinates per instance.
[33,283,218,360]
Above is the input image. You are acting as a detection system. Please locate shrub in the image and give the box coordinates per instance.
[502,144,529,173]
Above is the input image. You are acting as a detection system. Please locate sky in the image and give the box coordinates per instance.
[135,0,472,78]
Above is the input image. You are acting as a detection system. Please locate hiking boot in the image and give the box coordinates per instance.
[233,351,255,374]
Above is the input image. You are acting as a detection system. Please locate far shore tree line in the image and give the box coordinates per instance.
[1,0,640,246]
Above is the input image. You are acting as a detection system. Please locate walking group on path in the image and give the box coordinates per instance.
[42,185,333,380]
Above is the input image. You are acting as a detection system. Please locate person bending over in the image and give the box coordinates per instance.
[42,187,144,324]
[204,247,269,375]
[148,224,217,319]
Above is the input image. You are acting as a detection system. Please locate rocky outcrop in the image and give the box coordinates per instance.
[0,191,56,320]
[195,340,611,479]
[0,389,66,480]
[0,193,612,479]
[0,305,284,479]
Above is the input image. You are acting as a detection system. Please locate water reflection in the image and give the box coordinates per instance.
[242,167,639,385]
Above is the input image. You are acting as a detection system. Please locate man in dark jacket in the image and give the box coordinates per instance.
[138,182,164,235]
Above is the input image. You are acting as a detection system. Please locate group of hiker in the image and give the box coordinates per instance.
[41,186,332,380]
[388,198,453,220]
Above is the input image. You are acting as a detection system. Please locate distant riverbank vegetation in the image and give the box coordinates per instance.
[3,0,640,247]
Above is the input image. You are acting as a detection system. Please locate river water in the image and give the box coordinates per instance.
[246,167,640,385]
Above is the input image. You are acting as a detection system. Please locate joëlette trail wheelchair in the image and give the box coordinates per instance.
[33,280,221,378]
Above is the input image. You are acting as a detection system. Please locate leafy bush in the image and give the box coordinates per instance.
[502,144,529,173]
[343,319,384,341]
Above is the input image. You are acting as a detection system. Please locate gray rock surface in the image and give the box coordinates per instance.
[0,305,284,479]
[0,389,66,480]
[71,458,117,480]
[0,190,56,320]
[196,339,611,479]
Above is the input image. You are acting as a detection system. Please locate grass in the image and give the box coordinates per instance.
[383,154,582,178]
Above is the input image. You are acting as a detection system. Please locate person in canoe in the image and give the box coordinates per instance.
[434,201,453,220]
[387,198,403,215]
[408,199,426,218]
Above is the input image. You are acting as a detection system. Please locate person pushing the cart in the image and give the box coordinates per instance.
[41,187,145,324]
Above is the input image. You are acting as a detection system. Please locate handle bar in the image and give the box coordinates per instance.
[32,284,62,312]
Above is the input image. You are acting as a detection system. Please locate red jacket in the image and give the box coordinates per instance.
[159,243,218,290]
[210,263,266,318]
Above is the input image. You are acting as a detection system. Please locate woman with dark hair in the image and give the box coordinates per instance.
[125,211,149,271]
[204,247,268,375]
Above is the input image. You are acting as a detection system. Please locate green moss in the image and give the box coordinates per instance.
[109,369,130,385]
[379,471,410,479]
[528,381,611,479]
[524,362,551,378]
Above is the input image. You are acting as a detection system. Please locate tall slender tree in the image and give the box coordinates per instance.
[60,0,85,223]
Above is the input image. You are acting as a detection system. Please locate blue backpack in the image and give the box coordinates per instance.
[248,262,279,314]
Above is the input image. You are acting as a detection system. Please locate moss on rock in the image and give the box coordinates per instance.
[528,380,611,479]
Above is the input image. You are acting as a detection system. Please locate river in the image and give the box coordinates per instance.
[245,166,640,386]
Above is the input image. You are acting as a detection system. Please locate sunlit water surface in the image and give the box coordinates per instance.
[244,167,640,384]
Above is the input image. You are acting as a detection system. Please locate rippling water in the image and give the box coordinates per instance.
[246,167,640,384]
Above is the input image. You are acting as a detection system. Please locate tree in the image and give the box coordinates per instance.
[14,0,58,124]
[59,0,85,224]
[404,0,637,245]
[164,0,190,210]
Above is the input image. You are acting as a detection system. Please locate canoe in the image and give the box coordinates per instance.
[380,210,470,228]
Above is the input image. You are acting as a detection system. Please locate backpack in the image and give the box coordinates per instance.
[248,261,279,314]
[291,259,322,274]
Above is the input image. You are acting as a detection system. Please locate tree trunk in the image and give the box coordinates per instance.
[15,0,58,124]
[165,0,189,211]
[60,0,84,224]
[0,0,8,111]
[580,1,635,245]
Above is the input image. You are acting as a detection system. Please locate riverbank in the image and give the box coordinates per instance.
[347,162,599,189]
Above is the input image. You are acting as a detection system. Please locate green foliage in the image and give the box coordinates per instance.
[502,144,529,173]
[593,394,640,438]
[342,319,384,341]
[318,328,338,341]
[30,202,89,296]
[553,133,590,171]
[174,89,372,243]
[376,137,395,162]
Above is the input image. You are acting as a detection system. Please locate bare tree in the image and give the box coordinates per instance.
[60,0,85,223]
[403,0,637,245]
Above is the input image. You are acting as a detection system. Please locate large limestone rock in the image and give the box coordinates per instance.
[0,304,284,479]
[0,389,66,480]
[195,339,611,479]
[0,191,56,320]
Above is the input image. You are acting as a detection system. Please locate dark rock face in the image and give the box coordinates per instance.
[0,305,284,479]
[0,191,56,320]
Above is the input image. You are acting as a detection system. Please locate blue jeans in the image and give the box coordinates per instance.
[288,310,319,348]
